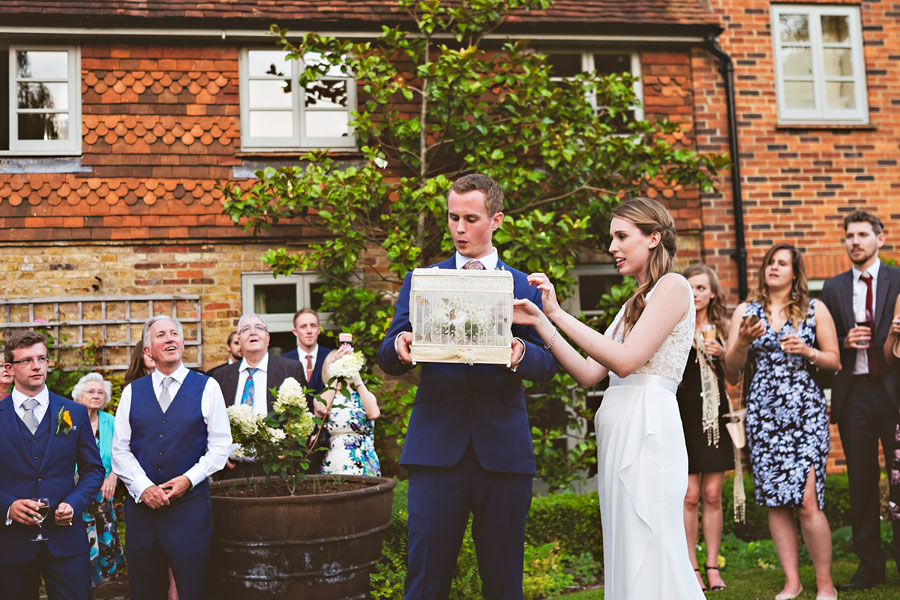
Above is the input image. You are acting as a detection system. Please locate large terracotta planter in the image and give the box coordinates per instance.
[208,475,397,599]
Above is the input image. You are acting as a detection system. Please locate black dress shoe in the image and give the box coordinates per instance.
[836,576,885,592]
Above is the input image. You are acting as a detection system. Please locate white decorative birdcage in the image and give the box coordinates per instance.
[409,268,514,365]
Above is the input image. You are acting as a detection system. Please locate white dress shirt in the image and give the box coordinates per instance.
[111,364,232,502]
[235,353,269,417]
[851,259,880,375]
[11,385,50,426]
[298,345,320,379]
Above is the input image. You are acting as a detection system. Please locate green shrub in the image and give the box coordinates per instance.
[525,491,602,557]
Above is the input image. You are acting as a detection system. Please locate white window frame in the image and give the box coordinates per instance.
[241,271,332,334]
[545,50,643,121]
[2,44,81,156]
[239,48,356,151]
[561,264,622,317]
[771,4,868,124]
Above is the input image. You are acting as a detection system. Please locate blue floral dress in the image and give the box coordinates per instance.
[319,390,381,476]
[745,300,829,508]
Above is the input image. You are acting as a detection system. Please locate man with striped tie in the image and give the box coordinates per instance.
[111,316,231,599]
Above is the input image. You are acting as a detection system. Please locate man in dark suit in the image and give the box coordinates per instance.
[820,210,900,591]
[282,308,332,393]
[210,314,306,413]
[0,330,104,600]
[378,174,558,599]
[206,330,242,378]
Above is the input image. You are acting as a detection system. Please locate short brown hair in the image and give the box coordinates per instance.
[450,174,503,216]
[293,307,319,326]
[843,210,884,235]
[4,330,48,363]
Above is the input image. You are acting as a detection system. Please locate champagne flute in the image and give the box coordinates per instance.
[700,323,717,341]
[31,497,50,542]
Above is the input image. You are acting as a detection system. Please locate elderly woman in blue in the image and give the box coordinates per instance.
[73,372,125,587]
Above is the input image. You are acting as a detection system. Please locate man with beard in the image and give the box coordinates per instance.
[820,210,900,590]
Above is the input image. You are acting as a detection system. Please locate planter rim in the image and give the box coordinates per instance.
[209,474,397,505]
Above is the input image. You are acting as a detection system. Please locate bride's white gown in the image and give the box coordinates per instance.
[595,273,705,599]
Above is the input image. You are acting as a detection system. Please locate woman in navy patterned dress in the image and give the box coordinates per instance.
[724,244,841,600]
[318,347,381,476]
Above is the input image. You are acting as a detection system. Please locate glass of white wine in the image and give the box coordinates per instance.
[31,497,50,542]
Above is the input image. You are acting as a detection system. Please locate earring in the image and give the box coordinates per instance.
[790,290,799,300]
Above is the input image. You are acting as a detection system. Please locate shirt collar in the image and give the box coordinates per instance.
[152,363,188,387]
[852,258,881,282]
[300,345,318,361]
[11,385,49,409]
[240,353,269,373]
[454,248,499,271]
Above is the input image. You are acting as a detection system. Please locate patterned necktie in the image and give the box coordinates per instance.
[305,355,314,383]
[462,259,486,270]
[158,376,175,412]
[241,367,259,407]
[861,274,880,377]
[22,398,39,435]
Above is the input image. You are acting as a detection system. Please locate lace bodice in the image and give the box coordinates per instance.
[605,273,696,383]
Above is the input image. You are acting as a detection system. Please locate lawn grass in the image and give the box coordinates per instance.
[553,560,899,599]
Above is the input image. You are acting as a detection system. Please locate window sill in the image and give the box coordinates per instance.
[232,151,366,179]
[0,156,91,174]
[775,122,876,131]
[235,149,363,159]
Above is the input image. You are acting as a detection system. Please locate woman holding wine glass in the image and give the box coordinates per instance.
[678,263,735,592]
[723,243,841,600]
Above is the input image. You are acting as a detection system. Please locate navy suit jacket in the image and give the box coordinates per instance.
[0,392,104,564]
[820,264,900,422]
[210,354,306,413]
[282,346,333,394]
[378,257,558,475]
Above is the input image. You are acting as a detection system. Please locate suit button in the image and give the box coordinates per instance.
[159,450,164,455]
[33,456,39,460]
[31,439,38,444]
[159,434,164,438]
[157,466,162,471]
[37,478,43,482]
[161,419,167,424]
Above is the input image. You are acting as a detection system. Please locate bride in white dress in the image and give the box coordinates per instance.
[514,197,704,599]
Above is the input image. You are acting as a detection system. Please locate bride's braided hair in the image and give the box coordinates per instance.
[613,197,678,337]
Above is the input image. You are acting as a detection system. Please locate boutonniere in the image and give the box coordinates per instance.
[55,407,74,436]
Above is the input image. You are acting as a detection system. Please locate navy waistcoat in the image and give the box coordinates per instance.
[129,371,210,501]
[15,406,51,469]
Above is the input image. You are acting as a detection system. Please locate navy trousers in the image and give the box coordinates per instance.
[404,445,533,600]
[125,492,212,600]
[0,544,90,600]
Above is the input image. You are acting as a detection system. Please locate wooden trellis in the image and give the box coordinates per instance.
[0,295,202,371]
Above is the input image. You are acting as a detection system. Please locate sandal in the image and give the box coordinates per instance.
[694,568,709,593]
[705,565,727,592]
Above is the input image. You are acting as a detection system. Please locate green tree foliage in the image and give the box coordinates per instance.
[221,0,728,489]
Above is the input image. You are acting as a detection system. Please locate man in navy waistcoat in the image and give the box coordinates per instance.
[378,174,558,599]
[112,316,231,600]
[0,329,104,600]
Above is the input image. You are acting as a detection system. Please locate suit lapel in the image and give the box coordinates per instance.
[0,398,32,465]
[265,358,279,412]
[875,266,893,331]
[224,366,239,407]
[38,394,61,473]
[837,271,856,332]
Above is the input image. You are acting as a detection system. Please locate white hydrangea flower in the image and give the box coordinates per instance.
[328,351,366,381]
[227,404,258,436]
[267,426,286,442]
[274,377,307,413]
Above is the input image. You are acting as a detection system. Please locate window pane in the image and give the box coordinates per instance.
[305,79,348,109]
[248,79,293,109]
[17,82,68,109]
[779,14,809,43]
[823,48,853,78]
[248,110,294,138]
[546,53,582,78]
[309,281,327,310]
[783,81,815,110]
[821,15,850,43]
[248,50,290,78]
[593,53,631,76]
[826,82,855,109]
[305,111,349,138]
[303,52,344,78]
[253,284,297,314]
[578,274,619,313]
[781,47,812,77]
[18,113,68,140]
[16,50,67,79]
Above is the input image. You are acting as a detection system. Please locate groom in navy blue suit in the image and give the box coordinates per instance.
[0,330,104,600]
[379,174,558,599]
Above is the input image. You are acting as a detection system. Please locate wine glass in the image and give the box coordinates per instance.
[855,318,872,348]
[31,497,50,542]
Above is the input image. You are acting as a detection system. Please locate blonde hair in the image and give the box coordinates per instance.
[683,262,728,340]
[612,197,677,336]
[747,243,809,328]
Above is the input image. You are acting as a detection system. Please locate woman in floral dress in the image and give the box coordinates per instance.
[724,243,841,600]
[318,346,381,476]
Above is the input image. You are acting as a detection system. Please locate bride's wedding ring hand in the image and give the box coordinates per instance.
[512,299,543,327]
